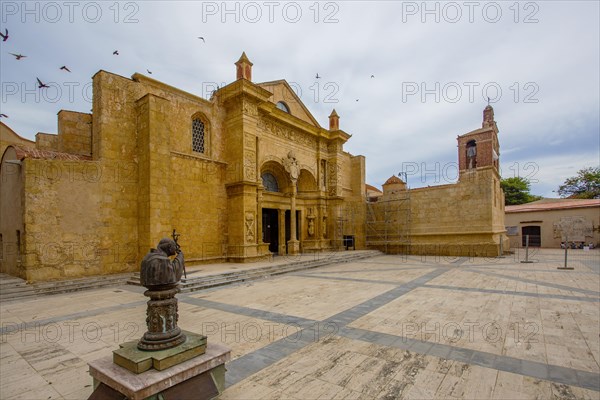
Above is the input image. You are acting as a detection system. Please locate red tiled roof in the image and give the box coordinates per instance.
[10,145,91,161]
[383,175,405,185]
[506,199,600,213]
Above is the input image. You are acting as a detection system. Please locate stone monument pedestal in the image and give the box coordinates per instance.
[114,330,207,374]
[88,342,230,400]
[86,238,232,399]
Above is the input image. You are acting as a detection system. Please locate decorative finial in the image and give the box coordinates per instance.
[329,109,340,130]
[482,103,496,128]
[235,52,253,81]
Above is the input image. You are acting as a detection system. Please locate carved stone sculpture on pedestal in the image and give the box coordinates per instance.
[138,238,186,350]
[87,235,231,400]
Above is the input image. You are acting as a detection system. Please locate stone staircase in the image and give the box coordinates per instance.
[128,250,382,293]
[0,251,382,302]
[0,272,132,302]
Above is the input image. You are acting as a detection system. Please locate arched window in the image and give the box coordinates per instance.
[262,173,279,192]
[276,101,290,113]
[192,118,205,153]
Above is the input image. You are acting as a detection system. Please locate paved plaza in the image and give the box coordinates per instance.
[1,249,599,399]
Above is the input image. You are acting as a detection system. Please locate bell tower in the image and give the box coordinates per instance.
[457,105,500,179]
[235,52,253,81]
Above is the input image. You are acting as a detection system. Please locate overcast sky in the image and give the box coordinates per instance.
[1,1,598,197]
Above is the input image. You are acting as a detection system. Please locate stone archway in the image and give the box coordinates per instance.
[298,169,318,193]
[260,160,289,194]
[259,160,289,255]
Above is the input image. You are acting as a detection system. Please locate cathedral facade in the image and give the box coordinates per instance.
[0,53,366,282]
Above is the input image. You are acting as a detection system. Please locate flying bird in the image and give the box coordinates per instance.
[198,37,205,42]
[147,69,153,74]
[355,99,359,102]
[0,114,8,118]
[113,50,119,55]
[10,53,26,60]
[315,73,321,79]
[371,75,375,78]
[0,29,7,41]
[36,78,49,88]
[60,66,71,72]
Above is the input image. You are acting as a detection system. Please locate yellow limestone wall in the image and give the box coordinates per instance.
[91,72,229,274]
[3,61,367,281]
[407,167,508,256]
[57,111,92,156]
[368,167,507,257]
[368,168,508,257]
[22,159,103,281]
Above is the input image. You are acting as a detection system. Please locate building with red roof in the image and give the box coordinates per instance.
[505,198,599,247]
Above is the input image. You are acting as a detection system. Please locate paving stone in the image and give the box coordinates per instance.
[447,347,475,364]
[470,351,497,368]
[426,344,452,359]
[407,340,434,355]
[337,327,367,341]
[1,251,599,399]
[494,356,523,374]
[548,365,579,385]
[520,360,549,380]
[575,370,600,392]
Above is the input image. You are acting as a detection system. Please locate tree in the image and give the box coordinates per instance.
[500,177,543,205]
[558,167,600,199]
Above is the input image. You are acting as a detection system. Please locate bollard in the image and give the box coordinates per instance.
[558,235,574,270]
[521,235,533,263]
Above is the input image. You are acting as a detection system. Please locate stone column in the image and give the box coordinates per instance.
[256,137,263,244]
[287,185,300,254]
[256,189,263,244]
[290,188,297,241]
[278,209,286,255]
[283,151,300,255]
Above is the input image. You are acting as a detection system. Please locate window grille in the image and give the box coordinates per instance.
[192,119,205,153]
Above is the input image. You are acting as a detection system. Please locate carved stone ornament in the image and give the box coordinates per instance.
[138,238,186,351]
[283,151,300,183]
[245,212,255,243]
[307,208,316,237]
[257,118,316,149]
